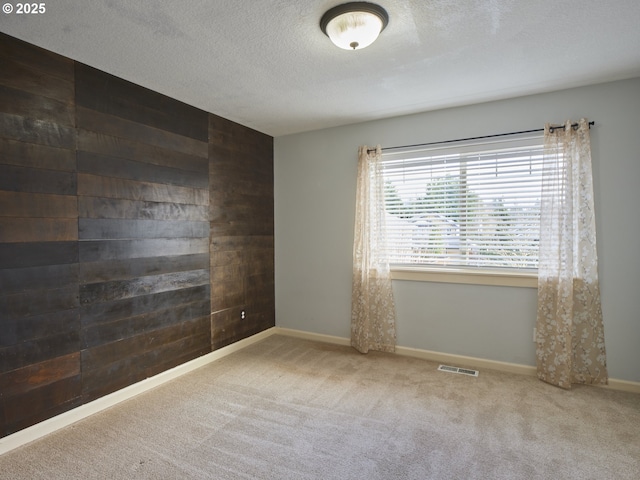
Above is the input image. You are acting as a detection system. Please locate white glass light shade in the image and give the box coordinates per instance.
[325,11,383,50]
[320,2,389,51]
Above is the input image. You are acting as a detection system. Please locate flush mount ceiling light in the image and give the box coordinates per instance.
[320,2,389,50]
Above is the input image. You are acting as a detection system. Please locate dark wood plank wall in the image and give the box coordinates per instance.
[0,34,81,436]
[0,33,275,438]
[75,63,212,402]
[209,115,275,349]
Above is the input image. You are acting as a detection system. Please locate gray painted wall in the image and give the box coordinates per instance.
[274,78,640,383]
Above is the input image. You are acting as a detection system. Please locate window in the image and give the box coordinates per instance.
[381,136,543,274]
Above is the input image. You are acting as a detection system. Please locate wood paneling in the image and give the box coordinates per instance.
[76,107,207,158]
[79,238,209,263]
[79,218,209,240]
[0,218,78,243]
[74,63,208,142]
[0,264,79,295]
[81,285,209,328]
[77,173,208,205]
[209,114,275,350]
[0,32,80,437]
[0,85,74,126]
[81,299,210,349]
[76,130,209,174]
[79,254,209,283]
[0,241,78,269]
[75,63,211,402]
[0,112,75,148]
[79,270,210,305]
[0,328,80,373]
[210,306,269,351]
[0,56,75,101]
[0,32,275,439]
[1,310,80,347]
[81,318,210,403]
[1,375,82,436]
[0,34,75,82]
[0,191,78,218]
[0,164,77,195]
[77,151,208,189]
[78,197,209,222]
[0,137,76,171]
[0,353,81,398]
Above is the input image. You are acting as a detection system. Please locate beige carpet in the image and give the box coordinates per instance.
[1,334,639,479]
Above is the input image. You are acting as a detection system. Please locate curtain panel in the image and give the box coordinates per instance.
[536,119,607,389]
[351,145,397,354]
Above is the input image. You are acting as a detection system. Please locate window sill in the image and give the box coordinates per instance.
[390,266,538,288]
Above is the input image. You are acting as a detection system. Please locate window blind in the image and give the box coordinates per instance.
[380,137,543,270]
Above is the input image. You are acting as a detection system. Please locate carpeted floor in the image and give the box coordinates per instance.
[1,334,639,479]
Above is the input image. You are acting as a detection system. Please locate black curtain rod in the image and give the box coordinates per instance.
[369,121,595,153]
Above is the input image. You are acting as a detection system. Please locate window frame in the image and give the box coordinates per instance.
[380,134,543,288]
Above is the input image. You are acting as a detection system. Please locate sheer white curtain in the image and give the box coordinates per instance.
[351,145,397,353]
[536,119,607,389]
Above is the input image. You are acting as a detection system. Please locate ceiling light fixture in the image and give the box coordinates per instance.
[320,2,389,51]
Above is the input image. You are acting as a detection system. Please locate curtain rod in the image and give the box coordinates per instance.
[368,121,595,153]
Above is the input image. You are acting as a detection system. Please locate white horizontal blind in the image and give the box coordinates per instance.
[381,137,543,270]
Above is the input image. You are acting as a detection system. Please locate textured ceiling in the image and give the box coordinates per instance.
[1,0,640,137]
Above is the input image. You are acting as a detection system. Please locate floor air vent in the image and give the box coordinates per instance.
[438,365,479,377]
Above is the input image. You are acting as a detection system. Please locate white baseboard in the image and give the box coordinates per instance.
[273,327,640,394]
[273,327,351,346]
[393,344,538,376]
[3,325,638,456]
[274,327,536,376]
[606,378,640,394]
[0,328,275,456]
